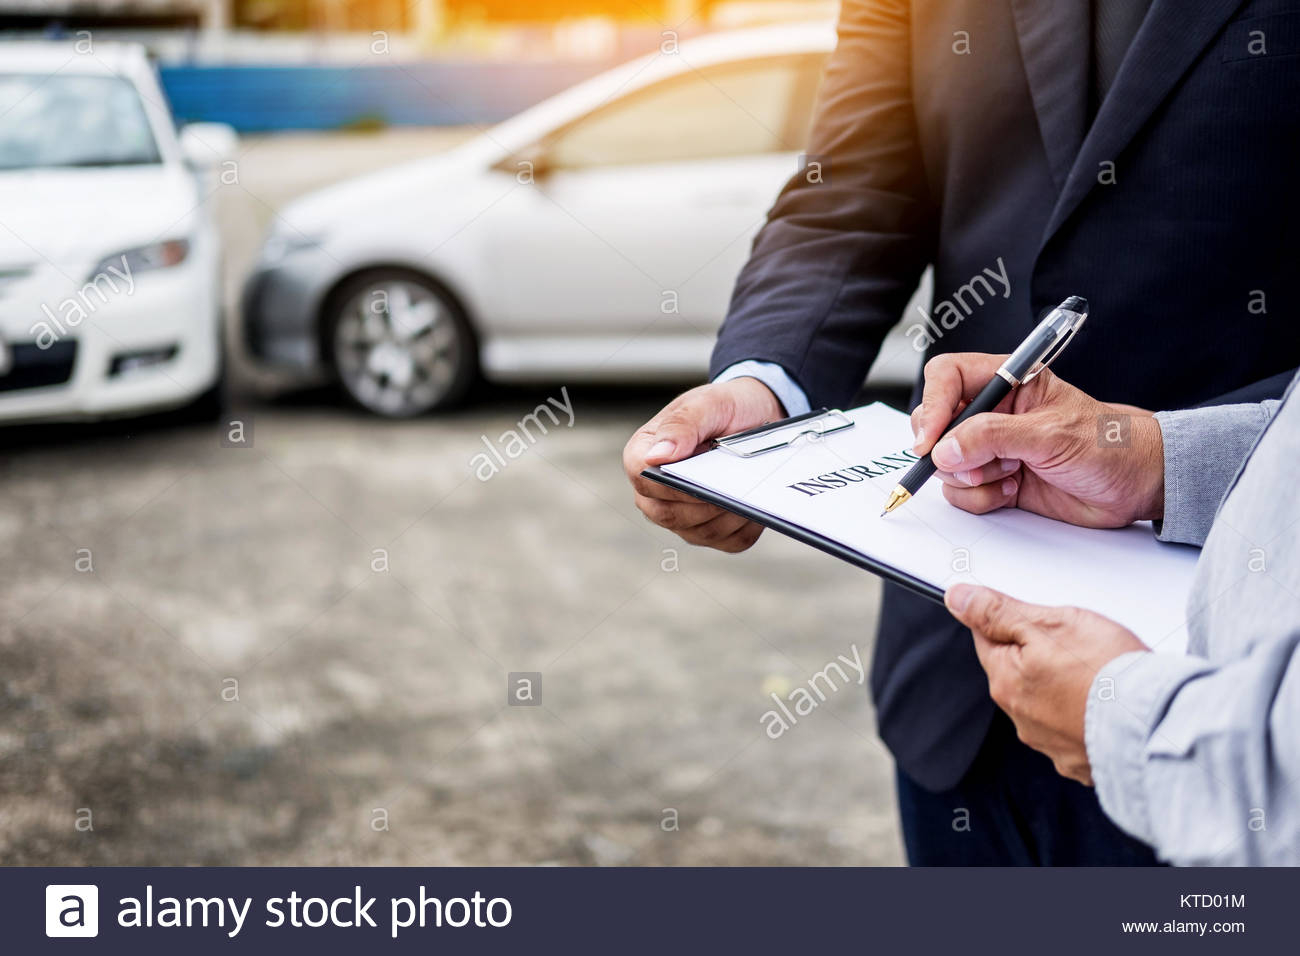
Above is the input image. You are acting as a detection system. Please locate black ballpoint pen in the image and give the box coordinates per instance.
[880,295,1089,516]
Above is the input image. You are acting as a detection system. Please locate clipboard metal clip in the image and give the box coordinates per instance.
[713,408,854,458]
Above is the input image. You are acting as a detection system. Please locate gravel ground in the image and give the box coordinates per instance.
[0,130,904,866]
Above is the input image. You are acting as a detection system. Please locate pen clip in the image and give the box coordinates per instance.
[1021,304,1087,384]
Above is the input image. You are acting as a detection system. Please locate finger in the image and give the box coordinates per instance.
[941,476,1019,514]
[970,629,1002,675]
[930,408,1058,474]
[970,631,1022,717]
[935,459,1021,488]
[913,353,1010,453]
[635,494,727,531]
[630,468,707,503]
[713,521,765,553]
[1062,763,1094,787]
[625,422,715,502]
[623,423,681,478]
[622,388,734,479]
[678,511,762,550]
[911,399,967,451]
[944,584,1037,645]
[624,426,667,482]
[644,395,736,464]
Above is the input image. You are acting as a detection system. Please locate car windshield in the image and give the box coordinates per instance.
[0,73,162,170]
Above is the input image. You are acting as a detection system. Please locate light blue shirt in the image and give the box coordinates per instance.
[724,361,1300,864]
[713,361,811,417]
[1087,381,1299,865]
[723,361,1300,864]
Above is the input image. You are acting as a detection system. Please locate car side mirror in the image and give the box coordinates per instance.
[179,122,239,168]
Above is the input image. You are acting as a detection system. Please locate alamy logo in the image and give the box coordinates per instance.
[46,884,99,937]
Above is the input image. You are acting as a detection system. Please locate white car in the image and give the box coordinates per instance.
[0,42,235,424]
[244,22,925,417]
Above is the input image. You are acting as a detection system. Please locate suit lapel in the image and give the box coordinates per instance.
[1009,0,1091,193]
[1040,0,1248,241]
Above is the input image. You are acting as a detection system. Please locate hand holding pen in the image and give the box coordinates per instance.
[888,323,1168,529]
[883,297,1091,516]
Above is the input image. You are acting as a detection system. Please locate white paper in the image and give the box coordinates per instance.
[661,403,1199,653]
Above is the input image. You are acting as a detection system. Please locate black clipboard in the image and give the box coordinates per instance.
[640,408,945,605]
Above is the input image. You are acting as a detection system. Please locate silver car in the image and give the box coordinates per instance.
[242,22,923,417]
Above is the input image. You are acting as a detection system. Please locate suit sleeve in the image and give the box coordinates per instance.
[1196,367,1297,407]
[709,0,935,409]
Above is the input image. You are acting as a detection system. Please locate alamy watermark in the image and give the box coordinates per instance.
[759,643,866,739]
[904,256,1010,351]
[470,387,575,481]
[29,256,134,349]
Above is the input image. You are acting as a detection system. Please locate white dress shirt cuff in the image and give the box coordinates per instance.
[712,361,811,417]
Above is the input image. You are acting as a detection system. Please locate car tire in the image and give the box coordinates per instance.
[324,270,476,418]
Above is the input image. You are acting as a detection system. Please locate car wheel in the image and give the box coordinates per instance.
[325,271,476,417]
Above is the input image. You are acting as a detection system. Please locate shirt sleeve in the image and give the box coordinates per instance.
[1086,639,1300,865]
[712,360,812,417]
[1153,401,1278,546]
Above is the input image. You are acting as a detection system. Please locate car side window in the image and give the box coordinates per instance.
[546,56,811,169]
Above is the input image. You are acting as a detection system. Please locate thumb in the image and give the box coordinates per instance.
[645,396,734,464]
[944,584,1029,645]
[645,417,704,464]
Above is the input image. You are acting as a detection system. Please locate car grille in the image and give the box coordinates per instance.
[0,341,77,393]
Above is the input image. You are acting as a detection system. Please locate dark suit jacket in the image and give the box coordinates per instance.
[710,0,1300,790]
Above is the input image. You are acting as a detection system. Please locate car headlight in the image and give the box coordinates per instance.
[91,239,190,280]
[259,230,323,267]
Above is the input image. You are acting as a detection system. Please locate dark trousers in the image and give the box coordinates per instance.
[896,711,1161,866]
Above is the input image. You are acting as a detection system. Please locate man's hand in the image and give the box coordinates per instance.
[911,353,1165,528]
[623,377,784,552]
[945,583,1147,785]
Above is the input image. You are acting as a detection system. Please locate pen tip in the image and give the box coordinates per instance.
[879,510,887,518]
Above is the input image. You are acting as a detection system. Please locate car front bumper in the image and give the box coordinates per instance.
[242,246,335,373]
[0,258,221,424]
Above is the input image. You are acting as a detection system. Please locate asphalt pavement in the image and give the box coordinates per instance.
[0,130,903,865]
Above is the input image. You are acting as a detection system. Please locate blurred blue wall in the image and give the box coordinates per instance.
[159,61,617,131]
